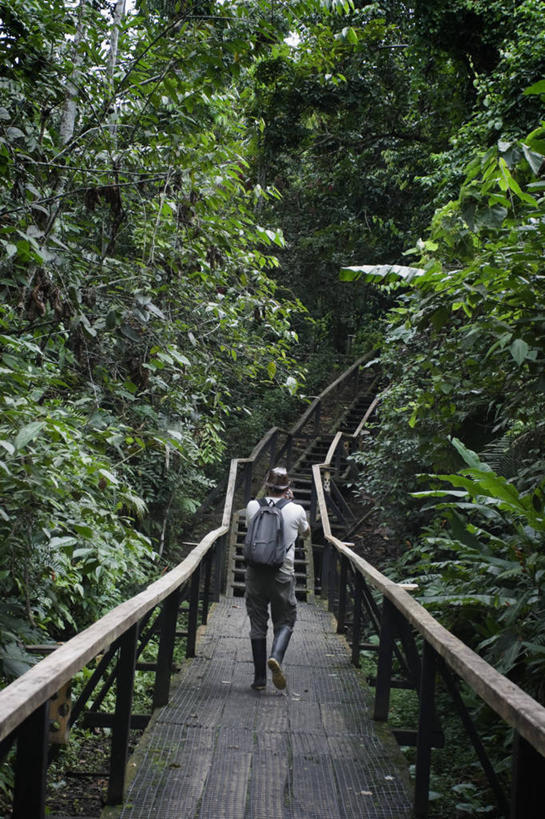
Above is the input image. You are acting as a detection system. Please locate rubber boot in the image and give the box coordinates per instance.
[267,626,292,690]
[250,638,267,690]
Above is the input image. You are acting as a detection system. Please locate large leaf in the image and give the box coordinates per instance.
[339,264,424,283]
[15,421,45,451]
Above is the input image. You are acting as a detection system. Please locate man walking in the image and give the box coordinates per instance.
[245,466,310,691]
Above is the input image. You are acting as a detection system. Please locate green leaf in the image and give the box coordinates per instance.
[98,469,119,486]
[450,438,489,471]
[510,338,529,365]
[0,440,15,456]
[342,26,358,44]
[267,360,277,379]
[523,80,545,96]
[74,524,94,538]
[339,264,424,283]
[15,421,45,451]
[72,547,95,559]
[522,144,544,175]
[49,536,77,549]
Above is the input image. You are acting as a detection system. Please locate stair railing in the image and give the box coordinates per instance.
[238,351,376,502]
[312,461,545,819]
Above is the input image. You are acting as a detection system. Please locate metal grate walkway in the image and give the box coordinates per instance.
[113,598,412,819]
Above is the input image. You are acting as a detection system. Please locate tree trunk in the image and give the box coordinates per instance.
[108,0,127,83]
[59,0,88,147]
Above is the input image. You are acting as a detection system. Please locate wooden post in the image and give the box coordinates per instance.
[107,623,138,804]
[321,543,330,601]
[215,534,226,598]
[153,588,181,709]
[186,565,201,658]
[286,434,293,470]
[13,701,49,819]
[374,596,397,721]
[327,549,337,614]
[414,641,437,818]
[337,555,348,634]
[202,548,212,625]
[437,657,508,817]
[49,680,71,744]
[310,478,317,526]
[511,732,545,818]
[351,572,363,668]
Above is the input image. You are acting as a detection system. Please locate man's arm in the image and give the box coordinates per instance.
[297,505,310,536]
[246,499,259,527]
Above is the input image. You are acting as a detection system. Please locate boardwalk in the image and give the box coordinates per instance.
[111,597,412,819]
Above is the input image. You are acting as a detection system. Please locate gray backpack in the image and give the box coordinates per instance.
[243,498,291,569]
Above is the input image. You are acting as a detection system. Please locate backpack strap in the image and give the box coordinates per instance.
[273,498,292,510]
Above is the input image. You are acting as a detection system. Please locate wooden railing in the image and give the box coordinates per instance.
[235,351,375,503]
[0,454,254,818]
[0,354,375,818]
[311,440,545,818]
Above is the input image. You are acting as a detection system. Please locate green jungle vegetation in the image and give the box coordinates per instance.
[1,0,545,813]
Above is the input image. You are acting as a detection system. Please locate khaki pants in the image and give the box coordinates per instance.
[245,565,297,639]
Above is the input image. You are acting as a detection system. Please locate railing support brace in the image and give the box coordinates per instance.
[13,701,49,819]
[320,543,330,601]
[414,640,437,818]
[107,622,138,805]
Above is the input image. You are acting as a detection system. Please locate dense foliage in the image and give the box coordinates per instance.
[343,2,545,705]
[0,0,324,676]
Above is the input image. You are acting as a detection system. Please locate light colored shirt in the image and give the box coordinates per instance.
[246,496,309,579]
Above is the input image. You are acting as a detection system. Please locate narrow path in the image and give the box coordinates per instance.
[112,597,411,819]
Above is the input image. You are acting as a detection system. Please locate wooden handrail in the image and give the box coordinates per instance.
[0,526,225,745]
[312,461,545,758]
[0,451,253,746]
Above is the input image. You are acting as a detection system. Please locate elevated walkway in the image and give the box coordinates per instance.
[112,597,411,819]
[4,354,545,819]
